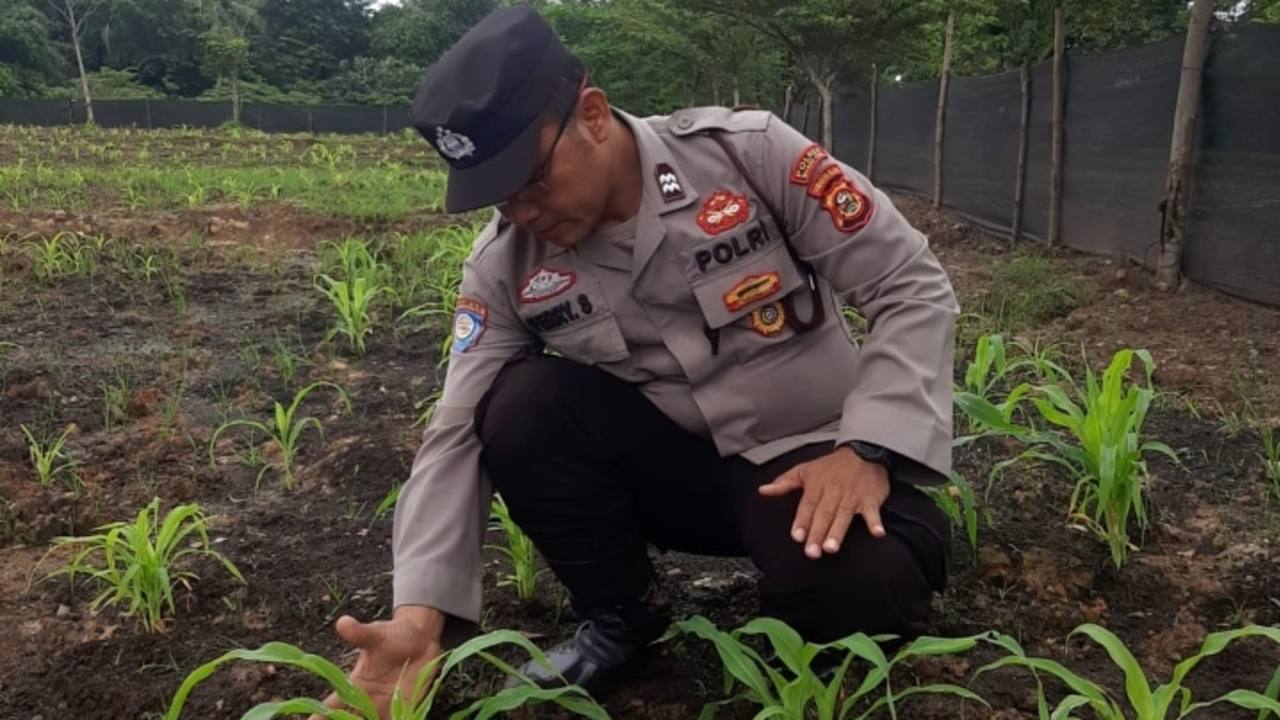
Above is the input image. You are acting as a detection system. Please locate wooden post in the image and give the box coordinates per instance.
[144,98,153,130]
[382,105,389,134]
[1156,0,1214,290]
[1048,6,1066,247]
[868,63,878,179]
[933,12,955,208]
[1012,61,1031,246]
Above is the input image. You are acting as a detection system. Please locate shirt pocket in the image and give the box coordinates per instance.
[684,241,807,329]
[525,275,630,365]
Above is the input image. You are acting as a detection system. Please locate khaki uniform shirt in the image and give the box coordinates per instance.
[392,106,960,642]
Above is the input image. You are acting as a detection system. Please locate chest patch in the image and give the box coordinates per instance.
[723,271,782,312]
[696,190,751,235]
[692,221,774,274]
[519,267,576,304]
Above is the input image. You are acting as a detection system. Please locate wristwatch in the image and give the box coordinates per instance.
[844,440,893,470]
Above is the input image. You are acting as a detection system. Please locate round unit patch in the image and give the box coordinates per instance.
[452,297,488,353]
[749,301,787,336]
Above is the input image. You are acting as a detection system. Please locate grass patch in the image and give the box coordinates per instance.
[970,252,1095,335]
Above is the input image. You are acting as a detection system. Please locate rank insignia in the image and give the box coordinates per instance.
[789,143,828,185]
[518,266,576,304]
[749,301,786,336]
[452,297,487,353]
[654,163,685,203]
[822,180,873,234]
[697,190,751,235]
[807,164,844,198]
[723,271,782,312]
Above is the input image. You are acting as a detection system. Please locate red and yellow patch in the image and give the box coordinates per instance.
[723,271,782,312]
[822,179,873,233]
[749,301,786,336]
[806,164,844,198]
[789,143,828,185]
[696,190,751,235]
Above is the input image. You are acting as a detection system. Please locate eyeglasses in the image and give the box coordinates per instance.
[497,74,589,216]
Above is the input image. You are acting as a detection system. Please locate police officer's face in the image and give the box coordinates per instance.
[500,89,616,249]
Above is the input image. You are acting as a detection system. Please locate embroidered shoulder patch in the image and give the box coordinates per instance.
[452,297,487,353]
[749,301,786,336]
[518,267,576,304]
[697,190,751,235]
[822,180,874,234]
[654,163,685,203]
[789,144,828,185]
[807,164,844,198]
[723,271,782,312]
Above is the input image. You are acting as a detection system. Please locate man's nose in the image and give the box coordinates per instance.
[506,196,543,229]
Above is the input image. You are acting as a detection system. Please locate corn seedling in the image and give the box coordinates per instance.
[958,335,1035,434]
[163,631,610,720]
[21,424,76,488]
[1261,425,1280,500]
[372,481,401,523]
[413,388,442,428]
[34,498,244,633]
[102,372,131,432]
[923,472,980,551]
[316,273,388,355]
[486,493,546,600]
[1010,337,1071,384]
[664,615,986,719]
[209,381,351,490]
[271,333,309,388]
[977,624,1280,719]
[1026,349,1178,568]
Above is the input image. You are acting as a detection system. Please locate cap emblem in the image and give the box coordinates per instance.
[436,127,476,161]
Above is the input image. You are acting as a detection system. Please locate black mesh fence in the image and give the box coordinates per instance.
[796,24,1280,307]
[1,99,412,135]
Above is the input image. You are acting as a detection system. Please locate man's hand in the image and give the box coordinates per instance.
[757,446,890,558]
[307,606,446,720]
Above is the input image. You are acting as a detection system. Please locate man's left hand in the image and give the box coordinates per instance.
[757,446,890,558]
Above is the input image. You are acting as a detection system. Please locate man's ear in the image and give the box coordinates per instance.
[578,87,611,144]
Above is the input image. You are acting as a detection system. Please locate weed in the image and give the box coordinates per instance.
[102,371,131,432]
[20,424,76,488]
[1261,425,1280,500]
[271,333,308,388]
[486,494,546,601]
[923,472,980,551]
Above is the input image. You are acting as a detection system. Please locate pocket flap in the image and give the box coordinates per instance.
[688,243,807,329]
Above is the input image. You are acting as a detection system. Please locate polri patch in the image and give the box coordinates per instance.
[654,163,685,203]
[518,267,577,304]
[749,301,786,336]
[696,190,751,236]
[452,297,487,353]
[807,164,844,198]
[822,180,873,234]
[789,144,828,185]
[723,271,782,312]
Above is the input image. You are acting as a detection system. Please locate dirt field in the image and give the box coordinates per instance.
[1,128,1278,719]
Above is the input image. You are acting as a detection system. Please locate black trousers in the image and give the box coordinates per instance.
[474,355,949,643]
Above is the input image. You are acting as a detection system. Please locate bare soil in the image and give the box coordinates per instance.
[1,194,1277,719]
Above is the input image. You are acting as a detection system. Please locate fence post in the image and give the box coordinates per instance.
[867,63,878,179]
[1048,7,1066,247]
[1156,0,1214,290]
[933,11,955,208]
[382,105,389,134]
[65,99,74,126]
[1012,61,1031,247]
[144,98,153,129]
[307,108,314,134]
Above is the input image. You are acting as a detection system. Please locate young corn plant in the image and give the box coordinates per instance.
[163,631,609,720]
[977,624,1280,719]
[1027,349,1178,568]
[922,472,980,551]
[664,615,986,720]
[1260,425,1280,500]
[486,493,547,600]
[34,498,244,633]
[958,334,1034,434]
[316,273,388,356]
[21,424,76,488]
[208,381,351,491]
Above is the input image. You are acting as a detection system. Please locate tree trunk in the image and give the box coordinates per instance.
[783,82,794,124]
[817,77,834,150]
[1012,61,1031,246]
[67,1,94,125]
[711,75,721,107]
[1048,7,1066,247]
[231,73,241,124]
[933,12,955,208]
[1156,0,1214,290]
[732,71,741,107]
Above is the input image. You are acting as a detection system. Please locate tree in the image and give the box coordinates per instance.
[686,0,934,150]
[44,0,110,122]
[368,0,497,69]
[251,0,371,91]
[198,0,263,122]
[0,0,59,97]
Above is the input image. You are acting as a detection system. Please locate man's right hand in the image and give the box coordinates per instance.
[308,605,446,720]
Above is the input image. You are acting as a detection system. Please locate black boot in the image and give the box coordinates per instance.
[505,578,671,700]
